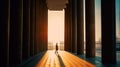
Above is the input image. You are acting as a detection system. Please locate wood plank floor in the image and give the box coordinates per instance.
[36,50,96,67]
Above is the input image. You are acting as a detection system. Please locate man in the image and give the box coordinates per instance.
[55,43,58,53]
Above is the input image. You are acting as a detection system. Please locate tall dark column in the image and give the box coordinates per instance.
[0,0,10,67]
[34,0,38,55]
[22,0,30,60]
[42,1,48,51]
[36,0,45,53]
[36,0,40,53]
[65,8,68,51]
[30,0,35,56]
[101,0,116,64]
[71,0,77,53]
[65,5,72,52]
[68,0,72,52]
[35,0,48,52]
[119,0,120,36]
[9,0,23,65]
[77,0,84,54]
[85,0,95,58]
[64,7,69,51]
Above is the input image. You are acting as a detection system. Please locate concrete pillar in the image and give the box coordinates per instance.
[34,0,37,55]
[9,0,23,65]
[36,0,48,52]
[64,7,68,51]
[42,1,48,51]
[36,0,41,53]
[85,0,95,58]
[68,0,72,52]
[36,0,48,53]
[22,0,30,61]
[65,7,68,51]
[71,0,77,53]
[77,0,84,54]
[65,5,70,51]
[65,5,72,51]
[101,0,116,64]
[65,4,72,52]
[0,0,10,66]
[119,0,120,38]
[30,0,35,56]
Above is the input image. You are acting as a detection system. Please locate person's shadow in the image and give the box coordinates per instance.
[55,52,65,67]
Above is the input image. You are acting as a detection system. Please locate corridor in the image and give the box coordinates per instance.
[0,0,120,67]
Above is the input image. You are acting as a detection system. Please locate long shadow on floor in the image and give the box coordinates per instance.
[55,52,65,67]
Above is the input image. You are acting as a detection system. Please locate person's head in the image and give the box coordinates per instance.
[56,43,58,45]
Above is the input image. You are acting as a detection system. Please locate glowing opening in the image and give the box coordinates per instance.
[48,10,65,50]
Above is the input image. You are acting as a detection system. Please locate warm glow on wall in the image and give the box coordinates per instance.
[48,10,64,45]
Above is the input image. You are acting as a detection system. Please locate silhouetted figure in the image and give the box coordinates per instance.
[55,43,58,54]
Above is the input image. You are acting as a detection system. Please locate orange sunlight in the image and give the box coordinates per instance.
[48,10,64,45]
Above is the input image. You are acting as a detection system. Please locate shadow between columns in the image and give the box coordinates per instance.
[18,51,46,67]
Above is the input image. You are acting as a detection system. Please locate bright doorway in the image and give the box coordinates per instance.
[48,10,65,50]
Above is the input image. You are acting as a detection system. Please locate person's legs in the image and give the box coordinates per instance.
[55,50,57,53]
[55,50,58,54]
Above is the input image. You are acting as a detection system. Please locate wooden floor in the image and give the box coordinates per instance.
[36,50,96,67]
